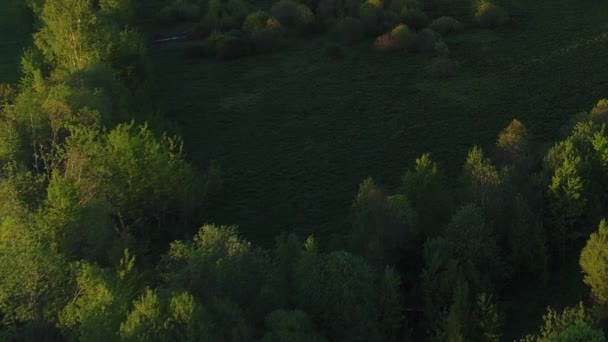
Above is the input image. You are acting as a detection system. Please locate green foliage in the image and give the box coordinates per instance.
[507,193,547,278]
[401,7,429,30]
[378,266,405,341]
[243,11,282,34]
[390,24,417,51]
[520,303,599,341]
[496,119,529,166]
[462,146,502,216]
[415,28,440,52]
[261,309,325,342]
[161,225,282,319]
[580,219,608,304]
[334,16,365,43]
[295,249,383,341]
[475,0,509,28]
[0,212,71,325]
[204,0,250,31]
[119,288,215,341]
[429,16,464,35]
[58,260,135,340]
[402,154,452,236]
[589,99,608,125]
[59,122,198,236]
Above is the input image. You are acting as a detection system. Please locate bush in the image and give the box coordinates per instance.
[590,99,608,124]
[475,1,509,28]
[428,57,459,78]
[334,16,364,43]
[159,2,202,23]
[434,40,449,56]
[251,28,283,52]
[271,0,300,26]
[415,28,440,52]
[216,31,251,59]
[374,32,394,51]
[325,44,346,59]
[243,11,282,34]
[401,7,429,30]
[429,16,463,34]
[390,0,421,11]
[391,24,416,51]
[205,0,250,31]
[296,4,316,32]
[377,9,402,33]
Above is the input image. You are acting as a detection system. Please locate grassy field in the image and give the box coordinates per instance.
[0,1,31,84]
[150,0,608,245]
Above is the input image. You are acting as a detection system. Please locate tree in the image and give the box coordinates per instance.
[295,249,383,341]
[462,146,502,220]
[378,267,405,341]
[496,119,529,167]
[0,212,71,326]
[261,310,325,342]
[402,154,452,237]
[519,303,600,341]
[160,225,282,321]
[119,288,215,341]
[34,0,109,74]
[580,219,608,304]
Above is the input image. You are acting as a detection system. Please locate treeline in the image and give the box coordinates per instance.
[161,0,508,77]
[2,0,608,341]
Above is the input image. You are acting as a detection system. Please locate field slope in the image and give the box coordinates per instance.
[149,0,608,244]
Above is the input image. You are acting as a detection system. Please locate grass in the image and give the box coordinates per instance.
[0,0,31,84]
[149,0,608,246]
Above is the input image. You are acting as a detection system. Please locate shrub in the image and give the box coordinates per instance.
[475,0,509,28]
[377,9,402,33]
[296,4,316,31]
[271,0,300,26]
[325,44,346,59]
[334,16,364,43]
[205,0,250,31]
[391,24,416,51]
[415,28,440,52]
[390,0,421,11]
[159,2,202,23]
[590,99,608,124]
[434,39,449,56]
[401,7,429,30]
[374,32,394,51]
[243,11,282,34]
[216,30,251,59]
[251,28,283,52]
[429,16,463,34]
[428,57,459,78]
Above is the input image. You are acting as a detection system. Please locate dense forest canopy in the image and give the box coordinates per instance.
[1,0,608,341]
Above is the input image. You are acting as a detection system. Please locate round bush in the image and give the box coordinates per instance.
[415,28,440,52]
[243,11,282,34]
[377,9,402,33]
[374,32,394,51]
[390,0,421,11]
[429,16,463,34]
[159,2,202,23]
[391,24,416,51]
[401,7,429,30]
[271,0,300,26]
[334,16,364,43]
[428,57,459,78]
[251,28,283,52]
[215,31,252,59]
[297,4,316,30]
[434,40,450,57]
[475,1,509,28]
[590,99,608,123]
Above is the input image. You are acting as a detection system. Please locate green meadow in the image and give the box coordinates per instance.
[150,0,608,243]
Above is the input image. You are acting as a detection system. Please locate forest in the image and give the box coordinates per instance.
[1,0,608,340]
